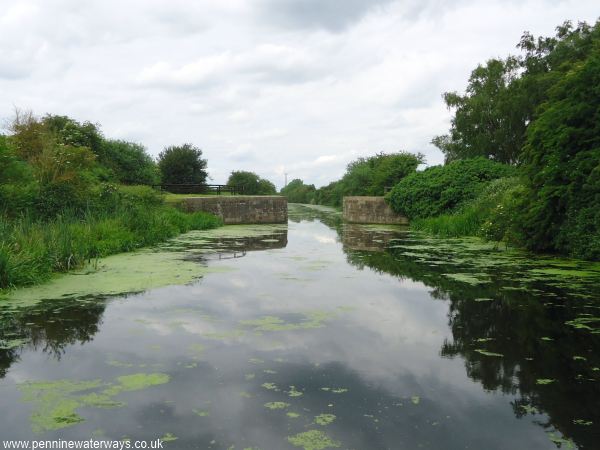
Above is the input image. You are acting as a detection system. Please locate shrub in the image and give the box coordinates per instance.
[411,177,524,242]
[386,157,515,219]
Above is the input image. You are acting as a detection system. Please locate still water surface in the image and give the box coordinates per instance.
[1,204,599,449]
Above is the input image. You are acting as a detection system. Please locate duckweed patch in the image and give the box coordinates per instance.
[264,402,289,410]
[2,250,236,307]
[240,310,339,333]
[331,388,348,394]
[161,433,178,442]
[287,430,341,450]
[18,373,169,432]
[314,414,336,425]
[536,379,556,385]
[287,386,303,397]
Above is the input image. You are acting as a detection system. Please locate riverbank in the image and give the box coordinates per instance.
[0,204,222,291]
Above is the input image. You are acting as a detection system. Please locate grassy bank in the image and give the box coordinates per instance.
[0,202,221,291]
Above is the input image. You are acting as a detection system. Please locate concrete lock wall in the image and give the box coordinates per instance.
[181,196,288,224]
[343,196,408,225]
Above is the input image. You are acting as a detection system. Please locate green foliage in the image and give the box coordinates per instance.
[280,179,316,203]
[313,152,423,207]
[226,171,277,195]
[412,177,525,243]
[313,181,344,208]
[42,114,104,157]
[158,144,207,185]
[427,19,600,260]
[99,140,160,185]
[434,20,599,164]
[387,158,514,219]
[518,44,600,259]
[432,57,529,164]
[0,112,223,289]
[341,152,423,197]
[0,136,37,214]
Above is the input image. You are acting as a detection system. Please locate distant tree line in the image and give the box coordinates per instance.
[281,151,424,207]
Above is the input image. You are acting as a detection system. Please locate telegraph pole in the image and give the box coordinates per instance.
[284,173,288,187]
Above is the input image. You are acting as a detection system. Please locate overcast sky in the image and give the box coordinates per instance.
[1,1,597,188]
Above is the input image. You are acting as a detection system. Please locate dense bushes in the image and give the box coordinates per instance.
[518,48,600,259]
[386,158,514,219]
[423,20,600,260]
[410,177,524,241]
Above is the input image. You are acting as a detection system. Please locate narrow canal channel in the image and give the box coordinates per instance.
[1,204,599,449]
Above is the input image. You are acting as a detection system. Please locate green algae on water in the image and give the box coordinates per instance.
[411,396,420,405]
[240,310,338,333]
[18,373,170,433]
[287,430,341,450]
[1,248,237,308]
[261,382,279,391]
[314,414,336,425]
[193,409,210,417]
[264,402,290,410]
[287,386,303,397]
[287,412,301,419]
[161,433,178,442]
[536,379,556,385]
[331,388,348,394]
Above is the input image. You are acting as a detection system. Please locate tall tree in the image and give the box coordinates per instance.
[226,171,276,195]
[158,144,207,185]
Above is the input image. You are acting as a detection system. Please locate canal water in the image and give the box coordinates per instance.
[1,204,599,449]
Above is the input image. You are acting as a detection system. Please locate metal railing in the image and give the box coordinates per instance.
[153,184,244,195]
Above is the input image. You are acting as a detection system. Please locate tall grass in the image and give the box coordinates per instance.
[0,206,222,290]
[410,177,522,240]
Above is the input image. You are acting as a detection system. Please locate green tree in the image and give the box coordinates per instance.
[280,179,316,203]
[257,178,277,195]
[226,171,276,195]
[313,181,344,207]
[43,114,104,157]
[433,20,599,165]
[518,45,600,259]
[432,57,529,164]
[100,140,160,185]
[158,144,207,185]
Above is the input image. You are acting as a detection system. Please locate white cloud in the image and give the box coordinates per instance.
[1,0,598,188]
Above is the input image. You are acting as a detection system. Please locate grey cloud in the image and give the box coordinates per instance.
[257,0,395,32]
